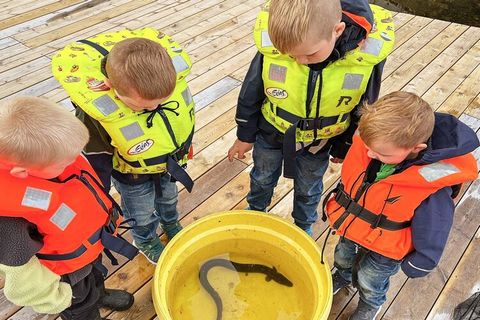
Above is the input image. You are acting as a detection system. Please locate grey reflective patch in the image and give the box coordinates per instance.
[92,95,119,116]
[342,73,364,90]
[181,88,193,105]
[261,31,273,47]
[361,38,383,56]
[269,64,287,83]
[120,122,144,141]
[21,187,52,211]
[419,162,460,182]
[172,56,189,73]
[50,203,76,231]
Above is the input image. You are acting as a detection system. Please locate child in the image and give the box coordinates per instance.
[52,28,196,264]
[227,0,394,236]
[324,92,479,319]
[0,97,138,320]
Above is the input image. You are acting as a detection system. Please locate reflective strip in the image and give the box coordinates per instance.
[407,261,433,273]
[235,117,248,123]
[21,187,52,211]
[268,64,287,83]
[181,87,193,105]
[261,30,273,47]
[361,38,383,56]
[120,122,144,141]
[92,95,119,116]
[342,73,364,90]
[419,162,460,182]
[50,203,76,231]
[172,56,189,73]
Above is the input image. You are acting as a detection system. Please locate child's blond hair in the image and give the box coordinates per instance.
[268,0,342,53]
[358,91,435,148]
[0,97,89,167]
[106,38,176,100]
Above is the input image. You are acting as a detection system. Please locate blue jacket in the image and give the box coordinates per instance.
[399,113,479,277]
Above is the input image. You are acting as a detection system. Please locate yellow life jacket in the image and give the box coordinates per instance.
[253,4,395,143]
[52,28,195,190]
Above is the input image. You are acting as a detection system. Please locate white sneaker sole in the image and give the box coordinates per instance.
[132,240,158,265]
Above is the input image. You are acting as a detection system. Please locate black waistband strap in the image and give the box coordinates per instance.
[333,186,411,231]
[36,225,138,263]
[275,104,349,130]
[77,39,109,56]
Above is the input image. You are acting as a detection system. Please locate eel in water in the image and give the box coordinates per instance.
[199,258,294,320]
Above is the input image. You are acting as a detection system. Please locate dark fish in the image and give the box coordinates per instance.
[199,258,293,320]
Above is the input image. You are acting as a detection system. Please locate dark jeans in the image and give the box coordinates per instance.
[334,238,401,308]
[60,260,105,320]
[247,134,330,230]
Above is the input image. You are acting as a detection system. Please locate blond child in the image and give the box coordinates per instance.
[0,97,137,320]
[228,0,394,236]
[52,28,196,263]
[324,92,478,319]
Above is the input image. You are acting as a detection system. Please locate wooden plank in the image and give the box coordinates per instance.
[189,45,257,94]
[180,6,258,54]
[381,19,452,80]
[0,57,51,85]
[193,108,237,153]
[391,15,433,51]
[422,40,480,110]
[0,0,84,30]
[403,27,480,97]
[0,37,19,49]
[436,63,480,117]
[178,158,248,217]
[195,86,241,131]
[459,113,480,132]
[0,66,51,99]
[193,76,242,111]
[464,94,480,119]
[108,282,154,320]
[426,226,480,320]
[20,0,156,48]
[381,22,468,95]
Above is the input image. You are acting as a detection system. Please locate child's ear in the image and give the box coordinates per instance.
[104,78,112,88]
[412,143,428,154]
[10,166,29,179]
[334,22,346,39]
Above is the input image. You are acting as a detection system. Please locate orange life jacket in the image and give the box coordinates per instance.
[0,155,137,275]
[324,135,478,260]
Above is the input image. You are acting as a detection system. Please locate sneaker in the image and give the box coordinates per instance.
[332,270,351,295]
[132,237,164,264]
[162,221,183,240]
[349,299,381,320]
[99,289,134,311]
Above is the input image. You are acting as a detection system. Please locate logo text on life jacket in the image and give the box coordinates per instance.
[266,87,288,99]
[128,139,154,155]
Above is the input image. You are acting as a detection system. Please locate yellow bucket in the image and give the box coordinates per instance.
[152,210,332,319]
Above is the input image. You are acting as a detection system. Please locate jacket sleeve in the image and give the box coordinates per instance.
[401,187,454,278]
[0,217,72,314]
[235,52,266,143]
[328,59,386,159]
[0,257,73,314]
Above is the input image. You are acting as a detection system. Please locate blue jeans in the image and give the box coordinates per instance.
[334,238,401,308]
[247,134,330,230]
[112,173,179,245]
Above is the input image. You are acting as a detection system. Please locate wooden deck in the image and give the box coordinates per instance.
[1,0,480,319]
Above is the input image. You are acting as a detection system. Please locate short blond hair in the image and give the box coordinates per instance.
[358,92,435,148]
[106,38,176,100]
[268,0,342,53]
[0,97,89,167]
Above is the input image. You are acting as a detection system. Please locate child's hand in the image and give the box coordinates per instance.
[228,139,253,162]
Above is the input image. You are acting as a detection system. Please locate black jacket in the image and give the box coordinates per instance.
[235,0,385,159]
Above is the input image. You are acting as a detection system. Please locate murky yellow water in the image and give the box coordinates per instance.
[166,240,316,320]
